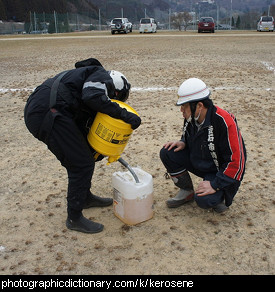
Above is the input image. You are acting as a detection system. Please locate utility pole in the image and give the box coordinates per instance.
[169,8,171,30]
[29,11,33,33]
[99,9,101,30]
[43,12,46,32]
[230,0,232,30]
[216,3,219,31]
[54,11,58,33]
[34,12,37,32]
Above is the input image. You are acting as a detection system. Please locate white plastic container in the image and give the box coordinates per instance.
[112,167,154,225]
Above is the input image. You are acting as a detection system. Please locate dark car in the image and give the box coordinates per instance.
[198,17,215,33]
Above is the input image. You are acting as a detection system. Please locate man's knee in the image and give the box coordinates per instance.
[159,147,168,163]
[194,193,223,209]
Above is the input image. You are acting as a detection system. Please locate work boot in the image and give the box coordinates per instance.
[166,189,194,208]
[66,215,104,233]
[166,171,194,208]
[83,193,113,209]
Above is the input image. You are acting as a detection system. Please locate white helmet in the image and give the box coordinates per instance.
[109,70,131,102]
[177,78,210,106]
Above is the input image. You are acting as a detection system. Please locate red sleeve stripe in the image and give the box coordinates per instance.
[216,107,245,181]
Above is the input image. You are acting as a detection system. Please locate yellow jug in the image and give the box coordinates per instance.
[87,100,139,164]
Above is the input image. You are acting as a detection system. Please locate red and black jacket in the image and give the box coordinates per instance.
[181,104,246,191]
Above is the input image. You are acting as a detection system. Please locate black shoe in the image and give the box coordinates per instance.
[66,215,104,233]
[83,194,113,209]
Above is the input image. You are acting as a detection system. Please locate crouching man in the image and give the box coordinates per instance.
[160,78,246,213]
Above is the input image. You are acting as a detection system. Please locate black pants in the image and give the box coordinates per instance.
[25,89,95,220]
[160,147,240,208]
[47,114,95,219]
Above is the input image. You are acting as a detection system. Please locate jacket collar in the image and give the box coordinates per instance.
[202,104,215,128]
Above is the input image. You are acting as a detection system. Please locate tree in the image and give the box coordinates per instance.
[0,0,7,20]
[236,15,241,29]
[182,11,192,31]
[62,17,70,32]
[48,19,55,33]
[240,11,258,30]
[171,11,192,31]
[171,12,184,31]
[231,16,235,28]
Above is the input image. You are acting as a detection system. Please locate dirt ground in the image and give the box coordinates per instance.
[0,30,274,276]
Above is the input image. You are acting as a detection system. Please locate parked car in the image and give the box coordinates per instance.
[110,18,132,34]
[139,18,157,33]
[257,16,274,32]
[198,17,215,33]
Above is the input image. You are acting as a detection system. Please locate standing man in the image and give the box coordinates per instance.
[160,78,246,213]
[24,58,141,233]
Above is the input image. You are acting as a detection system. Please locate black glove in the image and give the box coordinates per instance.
[120,108,141,130]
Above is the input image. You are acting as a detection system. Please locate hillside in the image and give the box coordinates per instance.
[0,0,168,22]
[168,0,274,12]
[0,0,272,22]
[91,0,169,21]
[0,0,98,22]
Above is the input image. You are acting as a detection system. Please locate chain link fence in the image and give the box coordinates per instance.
[0,12,109,34]
[0,9,269,34]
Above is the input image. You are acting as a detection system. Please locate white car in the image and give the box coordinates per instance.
[110,18,132,34]
[139,18,157,33]
[257,16,274,32]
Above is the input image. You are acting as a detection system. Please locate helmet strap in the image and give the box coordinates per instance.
[189,101,199,126]
[189,102,198,119]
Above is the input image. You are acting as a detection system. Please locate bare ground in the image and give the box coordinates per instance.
[0,30,274,275]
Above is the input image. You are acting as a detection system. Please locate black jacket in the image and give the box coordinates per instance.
[181,104,246,191]
[25,60,135,138]
[47,64,124,122]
